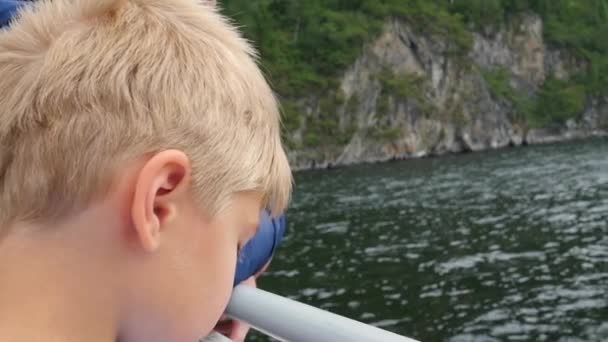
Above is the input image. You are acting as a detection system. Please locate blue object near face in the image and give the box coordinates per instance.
[234,211,287,285]
[0,0,24,28]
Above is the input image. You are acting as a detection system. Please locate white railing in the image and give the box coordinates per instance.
[204,285,419,342]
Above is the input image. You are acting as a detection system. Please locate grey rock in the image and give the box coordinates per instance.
[287,15,608,170]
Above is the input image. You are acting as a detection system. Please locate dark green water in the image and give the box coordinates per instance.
[253,138,608,342]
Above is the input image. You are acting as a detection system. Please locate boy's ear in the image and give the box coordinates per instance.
[130,150,191,252]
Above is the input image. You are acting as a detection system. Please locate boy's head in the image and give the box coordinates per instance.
[0,0,291,340]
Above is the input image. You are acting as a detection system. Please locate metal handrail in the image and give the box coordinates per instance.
[221,285,419,342]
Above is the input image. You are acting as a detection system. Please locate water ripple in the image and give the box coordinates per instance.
[253,138,608,342]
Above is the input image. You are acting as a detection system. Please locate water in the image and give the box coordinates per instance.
[251,138,608,342]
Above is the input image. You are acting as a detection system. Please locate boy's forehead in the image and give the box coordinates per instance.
[231,192,264,225]
[236,192,265,213]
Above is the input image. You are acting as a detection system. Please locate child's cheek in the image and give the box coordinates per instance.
[195,239,237,337]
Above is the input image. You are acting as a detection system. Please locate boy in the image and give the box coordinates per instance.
[0,0,292,341]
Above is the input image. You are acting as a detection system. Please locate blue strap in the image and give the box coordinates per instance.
[234,211,287,285]
[0,0,25,28]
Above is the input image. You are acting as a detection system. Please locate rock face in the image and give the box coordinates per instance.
[286,14,608,170]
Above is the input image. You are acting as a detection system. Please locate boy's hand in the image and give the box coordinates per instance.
[214,275,257,342]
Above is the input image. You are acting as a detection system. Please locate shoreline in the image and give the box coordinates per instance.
[290,129,608,172]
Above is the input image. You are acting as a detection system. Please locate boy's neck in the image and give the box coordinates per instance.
[0,220,121,342]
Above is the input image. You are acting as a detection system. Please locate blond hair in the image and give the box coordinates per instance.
[0,0,292,227]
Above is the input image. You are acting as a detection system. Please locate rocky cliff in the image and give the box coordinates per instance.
[285,13,608,169]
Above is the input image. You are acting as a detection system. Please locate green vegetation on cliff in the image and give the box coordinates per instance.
[483,68,586,127]
[221,0,608,138]
[221,0,473,98]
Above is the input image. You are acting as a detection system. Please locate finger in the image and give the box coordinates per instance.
[229,320,251,342]
[213,320,233,336]
[240,275,256,287]
[254,260,271,278]
[224,276,256,341]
